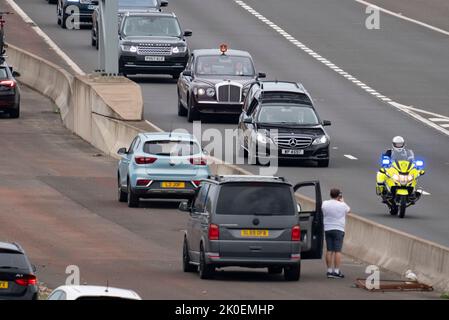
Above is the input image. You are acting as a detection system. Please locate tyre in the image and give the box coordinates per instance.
[177,95,187,117]
[127,181,139,208]
[317,159,329,167]
[268,266,283,275]
[187,96,200,122]
[183,238,197,273]
[284,262,301,281]
[199,245,214,279]
[117,174,127,202]
[91,31,96,47]
[399,196,407,219]
[9,105,20,119]
[57,2,62,25]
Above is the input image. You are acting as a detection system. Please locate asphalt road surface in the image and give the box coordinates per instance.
[0,85,439,299]
[10,0,448,247]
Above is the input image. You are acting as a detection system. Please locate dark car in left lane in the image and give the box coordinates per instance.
[177,46,265,122]
[0,62,20,119]
[0,242,39,300]
[57,0,98,29]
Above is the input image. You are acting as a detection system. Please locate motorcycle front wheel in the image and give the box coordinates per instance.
[399,196,407,218]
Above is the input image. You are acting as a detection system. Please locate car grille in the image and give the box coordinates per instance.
[216,83,242,103]
[273,135,313,149]
[137,46,172,56]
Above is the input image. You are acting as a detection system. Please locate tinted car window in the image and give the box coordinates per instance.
[0,67,8,79]
[193,184,210,213]
[123,16,181,37]
[196,55,255,76]
[257,104,319,125]
[48,290,63,300]
[216,183,295,215]
[143,140,200,156]
[0,252,29,270]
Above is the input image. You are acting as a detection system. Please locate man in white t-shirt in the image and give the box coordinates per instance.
[322,188,350,279]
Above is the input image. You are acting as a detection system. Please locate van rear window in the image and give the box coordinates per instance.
[216,183,295,215]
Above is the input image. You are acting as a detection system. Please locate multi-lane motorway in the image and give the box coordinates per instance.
[11,0,449,246]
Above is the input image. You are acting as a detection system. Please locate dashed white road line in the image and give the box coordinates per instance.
[355,0,449,37]
[344,154,359,160]
[5,0,85,75]
[234,0,449,139]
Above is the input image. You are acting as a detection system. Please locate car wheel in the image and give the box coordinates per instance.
[91,30,96,47]
[317,159,329,167]
[389,204,398,216]
[177,94,187,117]
[187,96,200,123]
[183,238,197,273]
[284,262,301,281]
[199,244,214,279]
[127,181,139,208]
[268,266,283,275]
[117,175,127,202]
[57,2,62,25]
[9,105,20,119]
[95,26,100,50]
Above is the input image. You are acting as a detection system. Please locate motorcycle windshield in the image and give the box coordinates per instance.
[391,149,414,162]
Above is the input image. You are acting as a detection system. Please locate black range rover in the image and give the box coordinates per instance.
[118,12,192,78]
[238,81,332,167]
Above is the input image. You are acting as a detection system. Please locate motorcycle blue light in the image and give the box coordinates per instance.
[381,156,391,167]
[415,160,424,168]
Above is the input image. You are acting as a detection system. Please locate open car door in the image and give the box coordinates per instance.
[294,181,323,260]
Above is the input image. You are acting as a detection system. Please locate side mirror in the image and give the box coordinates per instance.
[243,116,253,124]
[182,70,193,77]
[32,265,37,273]
[322,120,331,126]
[179,201,191,212]
[160,0,168,7]
[419,170,425,176]
[257,72,266,79]
[379,168,386,174]
[12,71,21,78]
[183,29,192,37]
[117,147,127,155]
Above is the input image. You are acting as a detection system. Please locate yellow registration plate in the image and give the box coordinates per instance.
[0,281,8,289]
[161,182,185,188]
[241,230,269,237]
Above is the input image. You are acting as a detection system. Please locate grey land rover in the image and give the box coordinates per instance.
[179,175,324,281]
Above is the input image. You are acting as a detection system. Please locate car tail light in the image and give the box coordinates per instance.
[0,80,16,88]
[189,157,207,166]
[136,179,152,186]
[135,156,157,164]
[192,180,202,188]
[208,224,219,240]
[15,275,37,286]
[291,225,301,241]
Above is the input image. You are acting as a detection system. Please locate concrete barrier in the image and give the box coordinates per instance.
[7,43,449,293]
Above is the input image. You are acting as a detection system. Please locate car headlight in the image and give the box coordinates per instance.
[121,45,137,53]
[312,135,328,145]
[171,46,187,54]
[206,88,215,97]
[197,88,206,96]
[256,132,270,144]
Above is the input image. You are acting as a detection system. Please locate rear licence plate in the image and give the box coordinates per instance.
[0,281,8,289]
[241,230,269,237]
[161,182,185,188]
[281,149,304,155]
[145,56,165,62]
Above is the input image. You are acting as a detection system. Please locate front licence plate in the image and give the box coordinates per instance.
[281,149,304,155]
[0,281,8,289]
[161,182,185,188]
[241,230,269,237]
[87,5,97,10]
[145,56,165,62]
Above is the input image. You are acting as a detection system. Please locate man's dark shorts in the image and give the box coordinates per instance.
[325,230,345,252]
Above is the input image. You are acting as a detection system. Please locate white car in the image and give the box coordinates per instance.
[47,285,142,300]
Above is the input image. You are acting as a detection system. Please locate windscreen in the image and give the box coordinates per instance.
[196,55,255,76]
[143,140,201,156]
[0,252,29,270]
[257,104,319,125]
[216,183,295,215]
[123,16,181,37]
[119,0,158,7]
[0,67,8,80]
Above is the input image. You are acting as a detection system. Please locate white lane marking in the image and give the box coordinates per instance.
[440,124,449,128]
[234,0,449,138]
[145,120,163,132]
[5,0,85,75]
[428,118,449,122]
[355,0,449,37]
[344,154,358,160]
